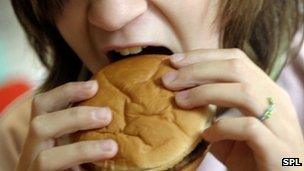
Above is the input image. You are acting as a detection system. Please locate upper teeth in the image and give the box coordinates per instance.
[114,46,147,56]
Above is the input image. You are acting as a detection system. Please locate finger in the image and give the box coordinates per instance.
[202,117,278,158]
[30,106,112,140]
[162,58,257,91]
[30,139,118,171]
[174,83,267,117]
[169,48,255,68]
[176,84,296,143]
[207,140,235,163]
[33,80,98,113]
[211,141,257,171]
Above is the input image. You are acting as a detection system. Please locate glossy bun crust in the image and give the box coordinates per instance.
[73,55,213,170]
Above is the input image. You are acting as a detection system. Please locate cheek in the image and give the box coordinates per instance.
[151,0,221,50]
[55,0,108,73]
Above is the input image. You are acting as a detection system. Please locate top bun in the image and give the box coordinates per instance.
[73,55,213,170]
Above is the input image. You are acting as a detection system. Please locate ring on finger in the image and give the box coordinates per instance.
[256,97,274,121]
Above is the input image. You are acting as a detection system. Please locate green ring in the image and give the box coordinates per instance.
[258,97,274,121]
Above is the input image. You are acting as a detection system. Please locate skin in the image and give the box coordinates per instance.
[16,0,304,170]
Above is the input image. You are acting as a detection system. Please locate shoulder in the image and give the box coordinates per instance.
[0,91,33,171]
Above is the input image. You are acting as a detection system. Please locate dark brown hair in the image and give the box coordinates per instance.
[11,0,304,92]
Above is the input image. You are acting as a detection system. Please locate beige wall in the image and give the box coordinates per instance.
[0,0,46,87]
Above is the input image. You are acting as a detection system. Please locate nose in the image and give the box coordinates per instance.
[88,0,148,31]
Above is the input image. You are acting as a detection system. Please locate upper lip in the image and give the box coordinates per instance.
[102,42,171,55]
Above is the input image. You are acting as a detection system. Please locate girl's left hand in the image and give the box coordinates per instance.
[161,49,304,171]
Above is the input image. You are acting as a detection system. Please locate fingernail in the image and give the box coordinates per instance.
[176,90,189,101]
[100,139,117,153]
[83,80,97,89]
[92,107,112,124]
[162,71,178,85]
[170,53,185,62]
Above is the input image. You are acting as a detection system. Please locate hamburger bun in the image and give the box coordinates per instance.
[73,55,214,170]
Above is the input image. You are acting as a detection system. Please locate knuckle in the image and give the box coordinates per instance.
[69,107,85,123]
[244,117,261,139]
[35,151,51,171]
[63,82,80,95]
[32,94,44,108]
[240,84,256,104]
[63,82,85,100]
[183,65,197,80]
[62,82,76,90]
[75,142,93,158]
[240,84,252,97]
[30,116,52,139]
[195,85,211,104]
[231,48,246,58]
[228,58,245,75]
[30,116,45,138]
[239,84,262,115]
[63,82,92,100]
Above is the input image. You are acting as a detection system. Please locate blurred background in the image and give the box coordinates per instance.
[0,0,46,113]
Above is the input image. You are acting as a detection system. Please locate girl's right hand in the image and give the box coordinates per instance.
[16,80,118,171]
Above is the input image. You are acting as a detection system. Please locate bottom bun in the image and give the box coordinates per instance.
[80,141,210,171]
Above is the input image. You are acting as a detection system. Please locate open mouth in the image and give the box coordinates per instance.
[106,46,173,63]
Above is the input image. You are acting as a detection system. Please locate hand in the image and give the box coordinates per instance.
[162,49,304,171]
[16,81,118,171]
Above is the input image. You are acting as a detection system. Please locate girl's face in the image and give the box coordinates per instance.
[56,0,221,73]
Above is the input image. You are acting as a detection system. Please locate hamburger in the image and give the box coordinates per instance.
[73,55,214,170]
